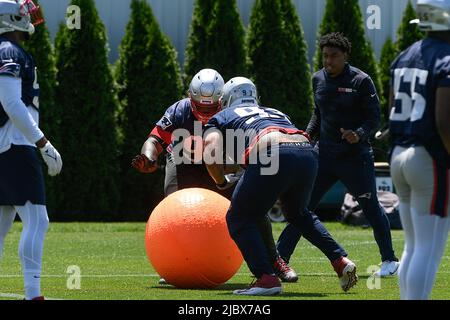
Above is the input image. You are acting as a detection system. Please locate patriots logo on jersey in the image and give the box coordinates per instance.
[159,116,173,130]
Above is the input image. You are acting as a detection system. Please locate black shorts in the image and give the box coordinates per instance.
[0,144,46,206]
[164,159,234,200]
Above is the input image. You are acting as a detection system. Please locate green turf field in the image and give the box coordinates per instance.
[0,222,449,300]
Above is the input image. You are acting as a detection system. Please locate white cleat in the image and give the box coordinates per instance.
[233,274,282,296]
[373,261,400,277]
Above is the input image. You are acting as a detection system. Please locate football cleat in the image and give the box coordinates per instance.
[273,256,299,283]
[158,277,169,285]
[373,260,400,277]
[233,274,282,296]
[24,296,44,300]
[332,256,358,292]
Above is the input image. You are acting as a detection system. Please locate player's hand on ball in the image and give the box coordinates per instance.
[132,154,157,174]
[40,141,63,176]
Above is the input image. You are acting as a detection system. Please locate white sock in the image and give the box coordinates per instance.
[24,270,41,300]
[15,203,49,300]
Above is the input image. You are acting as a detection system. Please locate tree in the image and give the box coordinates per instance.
[313,0,382,97]
[183,0,216,85]
[22,0,60,215]
[54,0,120,220]
[183,0,246,85]
[115,0,183,219]
[278,0,313,127]
[247,0,313,127]
[379,37,397,119]
[396,0,424,53]
[374,37,397,161]
[206,0,247,81]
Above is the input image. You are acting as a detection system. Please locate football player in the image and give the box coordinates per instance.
[276,32,400,277]
[0,0,62,300]
[390,0,450,300]
[132,69,298,284]
[203,77,358,295]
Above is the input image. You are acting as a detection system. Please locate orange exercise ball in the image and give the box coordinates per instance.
[145,188,243,289]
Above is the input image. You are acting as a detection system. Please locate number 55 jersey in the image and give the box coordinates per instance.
[390,37,450,168]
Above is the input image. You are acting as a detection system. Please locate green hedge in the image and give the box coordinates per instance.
[115,0,183,220]
[54,0,120,221]
[247,0,313,128]
[183,0,246,85]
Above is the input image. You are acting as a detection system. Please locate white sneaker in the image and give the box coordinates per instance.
[373,261,400,277]
[233,274,282,296]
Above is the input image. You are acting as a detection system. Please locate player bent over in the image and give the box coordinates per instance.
[132,69,298,284]
[203,77,358,295]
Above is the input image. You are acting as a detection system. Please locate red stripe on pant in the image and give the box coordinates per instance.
[431,160,449,218]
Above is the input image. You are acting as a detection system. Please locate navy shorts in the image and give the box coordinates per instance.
[0,144,46,206]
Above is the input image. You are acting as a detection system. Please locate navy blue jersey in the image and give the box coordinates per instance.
[307,64,380,158]
[0,36,39,127]
[206,104,304,163]
[390,38,450,168]
[150,98,206,164]
[151,98,197,148]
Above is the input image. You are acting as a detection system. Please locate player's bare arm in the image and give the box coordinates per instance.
[132,136,162,173]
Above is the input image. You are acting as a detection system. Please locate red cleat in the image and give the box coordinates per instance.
[273,256,299,283]
[332,256,358,292]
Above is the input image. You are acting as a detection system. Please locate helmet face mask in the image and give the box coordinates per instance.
[20,0,44,26]
[221,77,258,109]
[189,68,224,125]
[0,0,44,35]
[413,0,450,32]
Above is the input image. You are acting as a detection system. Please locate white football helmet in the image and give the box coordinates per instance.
[0,0,43,35]
[411,0,450,31]
[189,69,224,124]
[221,77,258,109]
[189,68,224,124]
